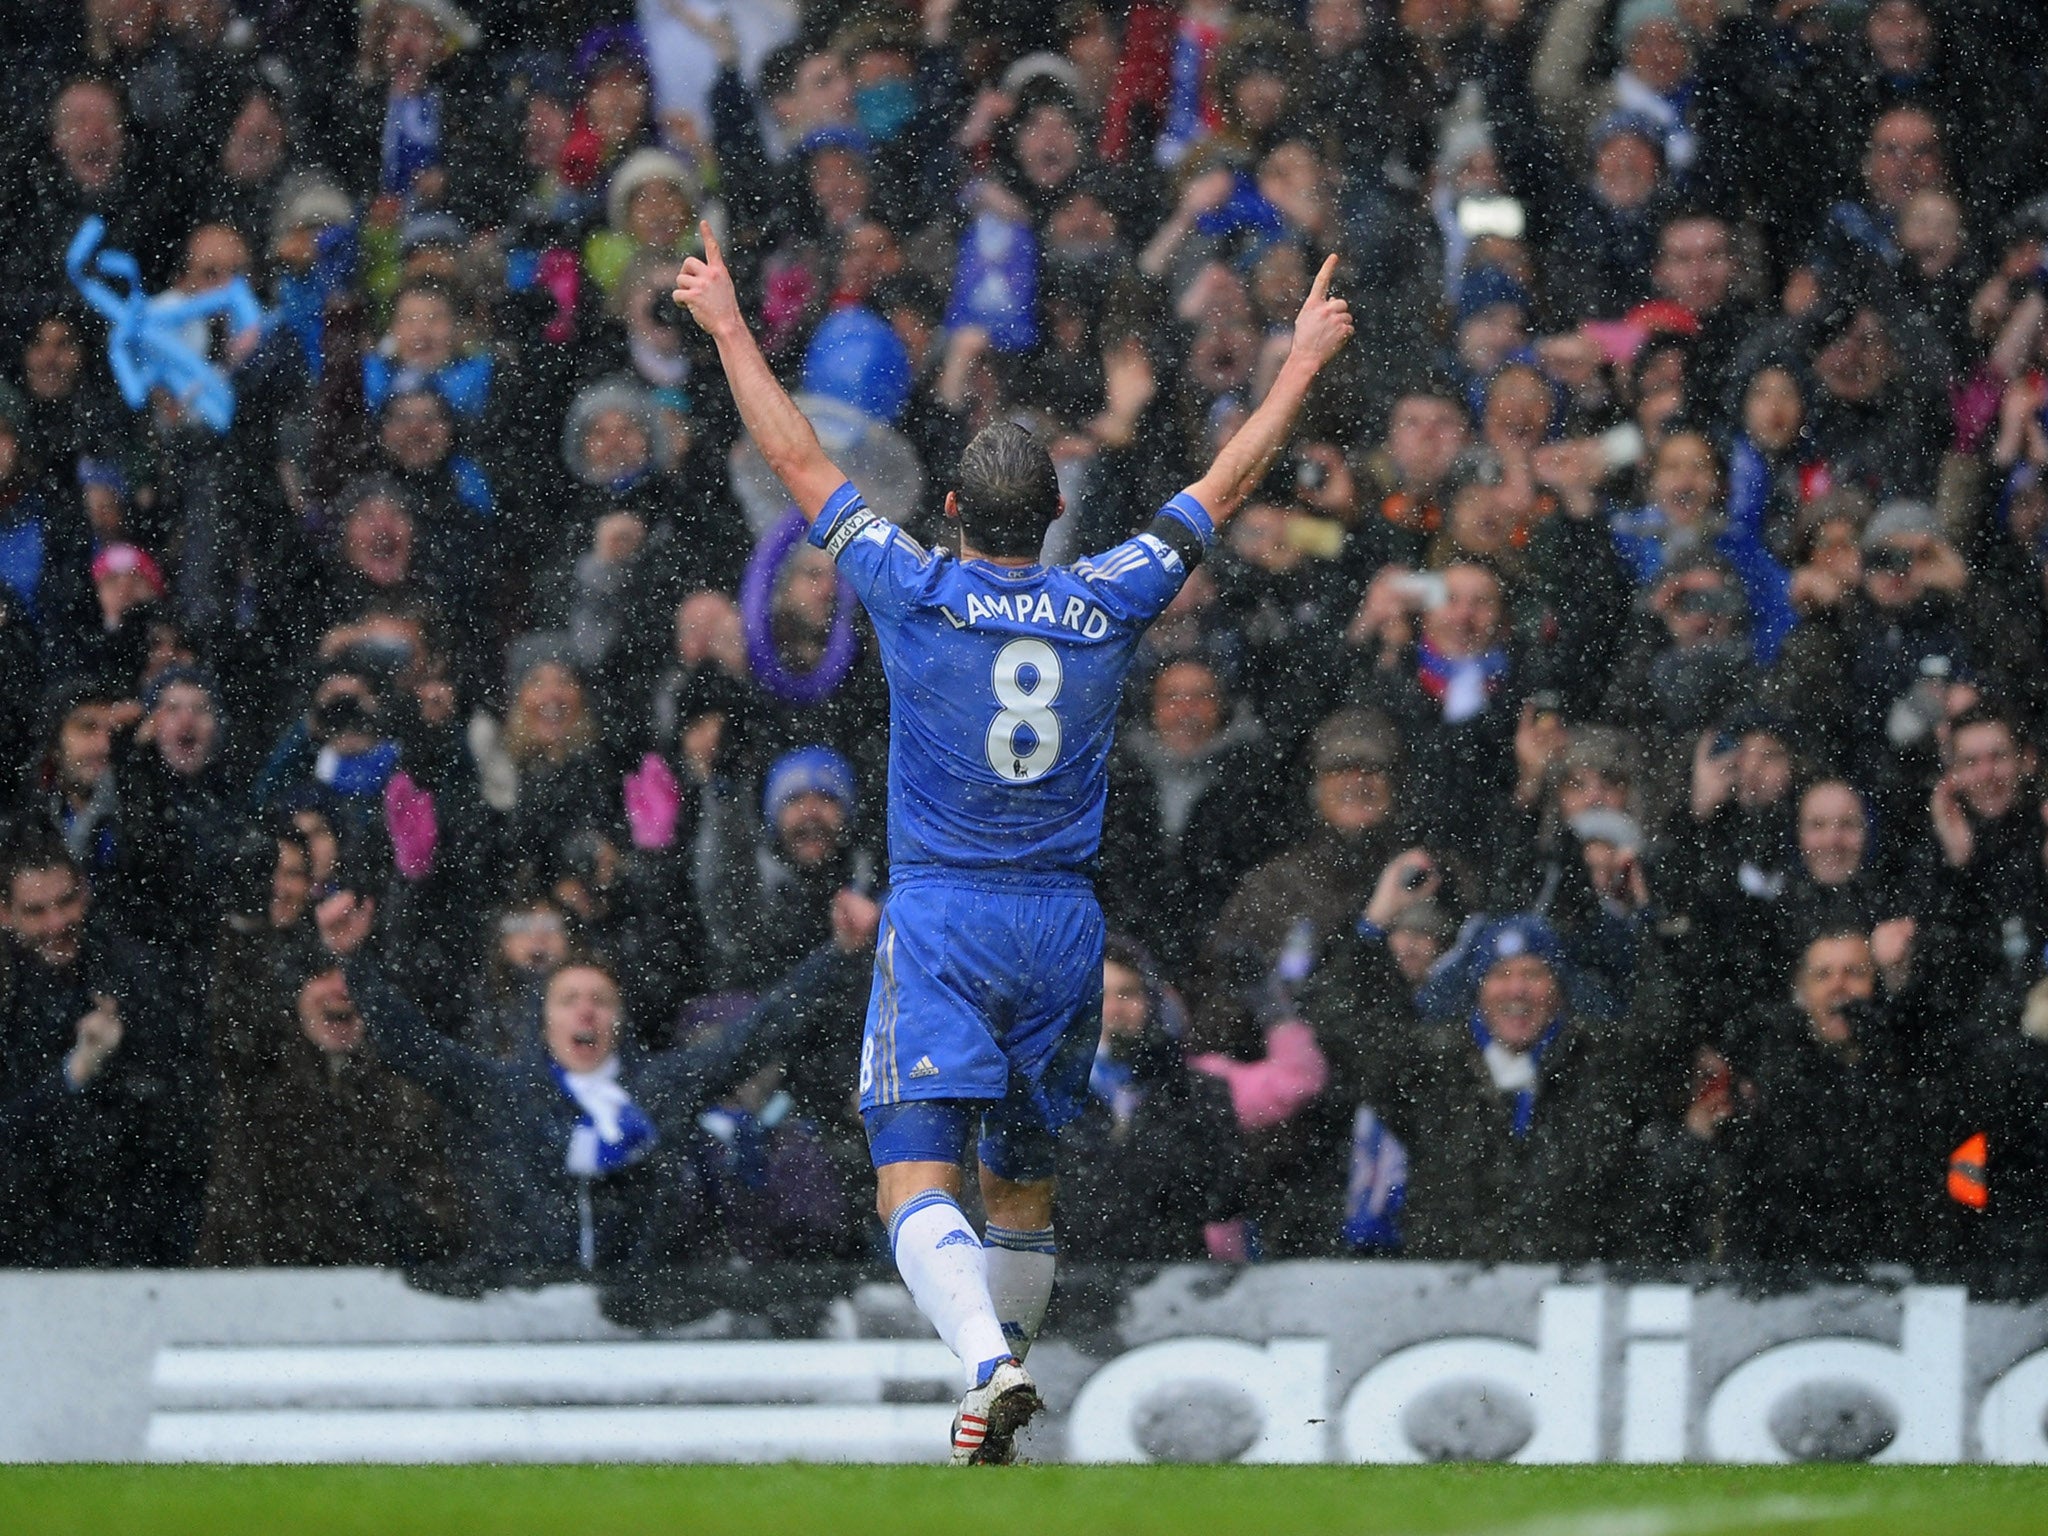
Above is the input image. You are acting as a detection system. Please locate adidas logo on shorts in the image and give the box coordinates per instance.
[909,1055,940,1079]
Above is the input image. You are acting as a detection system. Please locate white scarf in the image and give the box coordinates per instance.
[1439,655,1493,725]
[1612,70,1697,173]
[1481,1040,1538,1094]
[559,1056,657,1177]
[561,1057,629,1138]
[629,333,689,389]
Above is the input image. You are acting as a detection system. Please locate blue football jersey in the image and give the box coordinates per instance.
[808,481,1214,878]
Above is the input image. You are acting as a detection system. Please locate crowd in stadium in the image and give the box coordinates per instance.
[1,0,2046,1295]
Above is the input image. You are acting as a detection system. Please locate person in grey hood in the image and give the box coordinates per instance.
[544,376,751,688]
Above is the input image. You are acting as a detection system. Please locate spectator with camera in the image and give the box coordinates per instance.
[1206,491,1354,751]
[1058,935,1248,1262]
[698,745,874,995]
[1609,429,1795,663]
[1656,711,1807,1025]
[253,640,409,862]
[1599,552,1761,809]
[1494,720,1643,903]
[1346,557,1523,870]
[199,923,464,1267]
[1676,921,1948,1278]
[1771,499,2038,782]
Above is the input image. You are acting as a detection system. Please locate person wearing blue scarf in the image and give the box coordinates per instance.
[1429,918,1573,1126]
[1352,559,1521,872]
[363,348,493,421]
[363,280,494,426]
[1301,911,1653,1262]
[251,658,416,862]
[1469,1007,1567,1139]
[317,895,753,1273]
[1610,429,1795,664]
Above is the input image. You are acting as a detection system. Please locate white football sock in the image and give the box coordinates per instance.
[983,1223,1057,1359]
[888,1190,1012,1386]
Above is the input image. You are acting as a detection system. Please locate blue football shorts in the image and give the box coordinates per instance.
[859,874,1104,1181]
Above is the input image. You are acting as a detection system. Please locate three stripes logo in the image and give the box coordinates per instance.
[1077,541,1153,585]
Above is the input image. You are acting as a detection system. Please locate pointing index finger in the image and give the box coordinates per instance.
[699,219,724,270]
[1310,252,1339,301]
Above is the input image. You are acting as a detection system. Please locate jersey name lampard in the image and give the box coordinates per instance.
[807,482,1214,878]
[960,589,1111,638]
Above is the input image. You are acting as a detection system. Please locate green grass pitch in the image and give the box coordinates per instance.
[3,1464,2045,1536]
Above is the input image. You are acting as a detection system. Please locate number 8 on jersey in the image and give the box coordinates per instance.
[986,638,1063,783]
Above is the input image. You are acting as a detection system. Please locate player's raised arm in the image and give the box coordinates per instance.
[1183,253,1354,529]
[673,220,848,523]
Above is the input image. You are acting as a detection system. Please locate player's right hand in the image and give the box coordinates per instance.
[673,219,743,339]
[1291,254,1354,371]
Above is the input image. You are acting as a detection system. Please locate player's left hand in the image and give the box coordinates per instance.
[1289,254,1354,371]
[673,220,743,340]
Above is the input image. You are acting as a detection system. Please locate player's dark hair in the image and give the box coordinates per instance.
[956,422,1059,559]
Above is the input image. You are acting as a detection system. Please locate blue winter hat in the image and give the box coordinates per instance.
[1414,913,1573,1021]
[1476,915,1567,976]
[1457,265,1533,326]
[77,456,131,498]
[142,663,219,715]
[795,124,874,161]
[762,746,858,825]
[802,306,913,424]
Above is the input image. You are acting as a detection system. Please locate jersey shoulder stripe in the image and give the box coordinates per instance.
[1076,546,1147,582]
